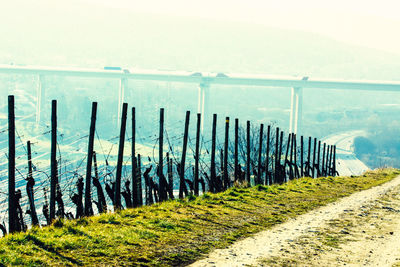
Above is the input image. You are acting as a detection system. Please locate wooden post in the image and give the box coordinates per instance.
[131,155,139,207]
[274,127,279,184]
[27,140,33,178]
[166,153,174,199]
[143,155,150,205]
[246,121,251,184]
[194,113,201,196]
[317,140,321,177]
[158,108,166,201]
[289,133,294,180]
[93,151,107,213]
[50,100,57,222]
[210,114,217,192]
[284,134,291,182]
[114,103,128,210]
[223,117,229,189]
[293,134,298,178]
[284,134,291,168]
[75,176,84,218]
[26,141,39,225]
[265,125,270,185]
[307,137,311,177]
[220,148,224,182]
[312,138,316,178]
[8,96,17,233]
[131,107,138,207]
[333,145,337,176]
[278,131,284,184]
[322,143,326,176]
[328,144,334,176]
[300,136,304,177]
[325,145,330,177]
[179,111,190,199]
[234,118,239,182]
[279,131,284,167]
[257,124,263,185]
[137,154,143,205]
[327,145,331,176]
[84,102,97,216]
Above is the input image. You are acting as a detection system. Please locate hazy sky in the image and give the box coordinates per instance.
[82,0,400,55]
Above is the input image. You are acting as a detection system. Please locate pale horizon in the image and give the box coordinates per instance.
[80,0,400,55]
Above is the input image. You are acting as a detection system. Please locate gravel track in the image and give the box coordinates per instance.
[189,175,400,267]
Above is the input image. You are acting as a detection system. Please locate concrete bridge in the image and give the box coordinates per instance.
[1,64,400,134]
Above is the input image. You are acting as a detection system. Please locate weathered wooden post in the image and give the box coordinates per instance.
[210,114,217,192]
[277,130,284,184]
[220,149,224,182]
[84,102,97,216]
[293,134,299,178]
[8,96,17,233]
[246,121,251,184]
[143,155,150,205]
[279,131,284,167]
[26,141,39,226]
[284,134,291,182]
[137,154,143,205]
[327,145,331,176]
[166,153,174,199]
[114,103,128,210]
[307,137,311,177]
[328,144,334,176]
[223,117,229,189]
[322,143,326,176]
[300,136,304,177]
[289,133,294,180]
[93,151,107,213]
[158,108,166,201]
[74,176,84,218]
[265,125,270,185]
[50,99,57,222]
[274,127,279,184]
[333,145,337,176]
[257,124,263,185]
[194,113,201,196]
[325,145,330,177]
[234,118,239,182]
[312,138,317,178]
[317,140,321,177]
[131,107,138,207]
[179,111,190,199]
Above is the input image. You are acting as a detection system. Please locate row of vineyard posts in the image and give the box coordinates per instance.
[5,95,337,234]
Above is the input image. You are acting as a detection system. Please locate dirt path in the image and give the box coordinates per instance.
[189,175,400,267]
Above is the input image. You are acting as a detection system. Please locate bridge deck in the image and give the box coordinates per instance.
[1,65,400,91]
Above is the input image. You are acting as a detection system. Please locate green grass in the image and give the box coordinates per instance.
[1,168,399,266]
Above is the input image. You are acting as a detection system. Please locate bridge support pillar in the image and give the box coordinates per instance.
[198,82,210,133]
[289,87,303,135]
[36,75,44,125]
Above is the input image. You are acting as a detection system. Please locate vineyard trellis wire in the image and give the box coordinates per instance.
[1,95,337,235]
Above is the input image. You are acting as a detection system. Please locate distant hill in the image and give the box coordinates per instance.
[1,0,400,80]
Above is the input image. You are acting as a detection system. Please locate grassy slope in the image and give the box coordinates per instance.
[1,169,399,266]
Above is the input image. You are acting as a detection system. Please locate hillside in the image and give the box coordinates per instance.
[0,169,398,266]
[1,1,400,80]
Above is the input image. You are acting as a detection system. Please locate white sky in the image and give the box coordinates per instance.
[82,0,400,55]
